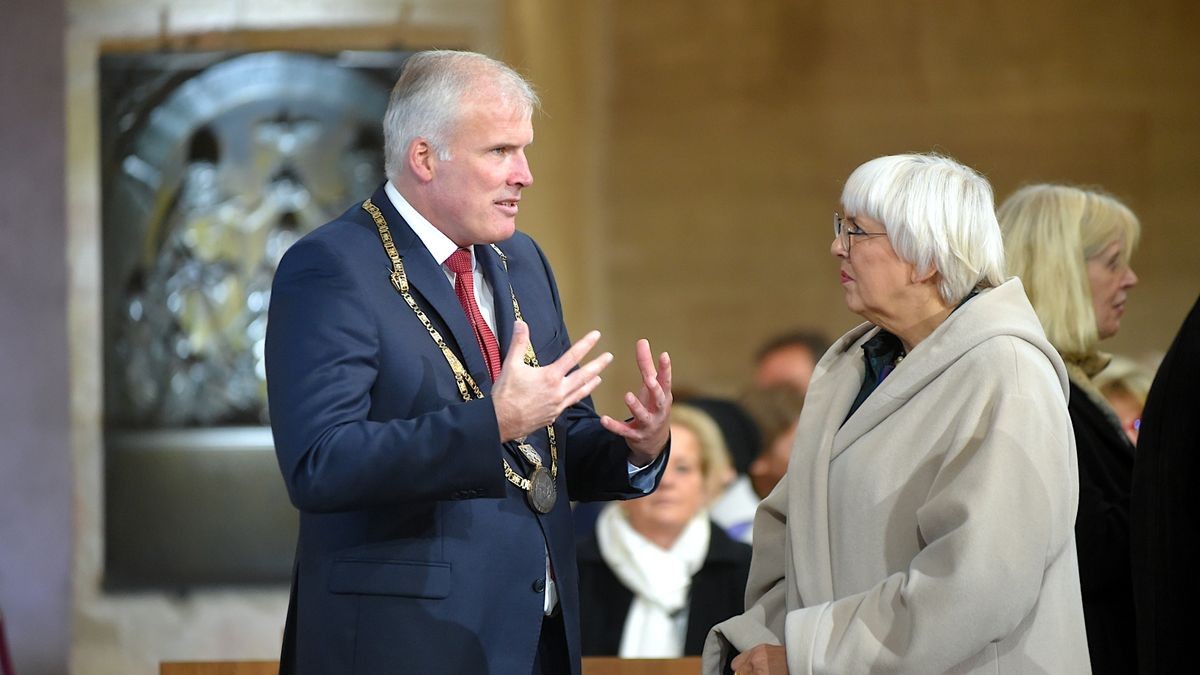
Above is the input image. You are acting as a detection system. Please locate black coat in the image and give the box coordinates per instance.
[1132,295,1200,674]
[576,521,752,656]
[1070,379,1138,675]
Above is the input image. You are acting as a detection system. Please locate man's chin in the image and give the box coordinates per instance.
[491,223,518,242]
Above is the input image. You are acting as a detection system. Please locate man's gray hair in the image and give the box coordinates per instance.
[383,50,540,178]
[840,153,1007,303]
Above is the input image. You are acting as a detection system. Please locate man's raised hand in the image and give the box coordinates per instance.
[600,338,672,466]
[492,321,613,442]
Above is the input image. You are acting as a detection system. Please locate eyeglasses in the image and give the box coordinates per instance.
[834,212,889,251]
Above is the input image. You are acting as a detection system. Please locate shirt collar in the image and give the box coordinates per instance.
[384,180,472,271]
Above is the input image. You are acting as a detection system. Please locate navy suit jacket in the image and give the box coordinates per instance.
[266,185,663,674]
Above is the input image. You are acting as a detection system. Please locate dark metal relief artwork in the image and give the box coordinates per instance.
[105,51,397,427]
[101,51,408,586]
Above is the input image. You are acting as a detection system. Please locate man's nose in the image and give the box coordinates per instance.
[511,152,533,188]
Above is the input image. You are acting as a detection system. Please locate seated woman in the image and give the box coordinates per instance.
[577,404,751,658]
[705,154,1089,674]
[999,183,1141,674]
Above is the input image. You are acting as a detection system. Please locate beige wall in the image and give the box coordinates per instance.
[512,0,1200,408]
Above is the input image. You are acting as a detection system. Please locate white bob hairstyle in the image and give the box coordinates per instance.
[383,50,540,178]
[840,153,1007,304]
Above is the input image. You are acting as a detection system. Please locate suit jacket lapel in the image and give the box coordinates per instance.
[477,241,563,492]
[476,243,516,357]
[367,187,492,390]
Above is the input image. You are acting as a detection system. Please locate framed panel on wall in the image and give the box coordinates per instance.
[100,49,411,588]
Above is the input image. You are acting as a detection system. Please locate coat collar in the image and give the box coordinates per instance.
[826,280,1061,459]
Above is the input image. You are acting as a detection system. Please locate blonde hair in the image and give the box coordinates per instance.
[841,153,1007,303]
[670,404,735,501]
[1093,354,1156,408]
[997,184,1140,359]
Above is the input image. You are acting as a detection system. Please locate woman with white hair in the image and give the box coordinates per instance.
[998,184,1141,675]
[704,154,1090,674]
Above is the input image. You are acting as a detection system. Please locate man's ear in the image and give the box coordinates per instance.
[408,138,436,183]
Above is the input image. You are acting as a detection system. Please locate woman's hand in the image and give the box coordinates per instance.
[731,644,788,675]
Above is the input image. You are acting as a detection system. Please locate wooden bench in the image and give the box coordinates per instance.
[161,656,703,674]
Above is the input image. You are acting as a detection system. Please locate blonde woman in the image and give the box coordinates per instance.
[998,183,1140,675]
[577,404,750,657]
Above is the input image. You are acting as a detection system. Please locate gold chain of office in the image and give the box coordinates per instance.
[361,198,558,500]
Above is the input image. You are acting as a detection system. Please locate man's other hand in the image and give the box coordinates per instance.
[600,338,672,466]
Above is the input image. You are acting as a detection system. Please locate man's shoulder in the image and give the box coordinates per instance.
[306,200,376,243]
[282,201,380,262]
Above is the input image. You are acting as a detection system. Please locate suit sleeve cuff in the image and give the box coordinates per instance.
[626,450,668,492]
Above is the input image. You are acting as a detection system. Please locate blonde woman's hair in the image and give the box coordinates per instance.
[670,404,735,502]
[997,184,1140,359]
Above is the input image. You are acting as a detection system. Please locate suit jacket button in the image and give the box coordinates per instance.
[532,578,546,593]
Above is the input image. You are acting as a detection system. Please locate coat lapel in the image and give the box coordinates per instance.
[787,325,871,603]
[831,323,930,460]
[366,187,492,390]
[476,243,516,357]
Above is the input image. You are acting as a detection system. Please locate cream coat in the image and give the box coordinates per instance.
[704,279,1090,674]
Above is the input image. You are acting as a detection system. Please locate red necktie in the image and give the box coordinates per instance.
[445,247,502,382]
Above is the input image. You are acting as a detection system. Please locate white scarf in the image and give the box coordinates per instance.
[595,502,711,658]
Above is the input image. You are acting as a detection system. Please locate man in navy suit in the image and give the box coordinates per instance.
[265,50,672,674]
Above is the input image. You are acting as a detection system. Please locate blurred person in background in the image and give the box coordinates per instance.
[999,182,1140,675]
[709,385,805,544]
[706,154,1088,674]
[752,331,830,395]
[685,396,763,480]
[1093,354,1156,446]
[577,404,751,658]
